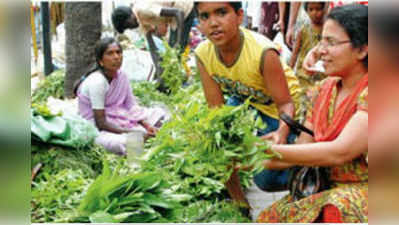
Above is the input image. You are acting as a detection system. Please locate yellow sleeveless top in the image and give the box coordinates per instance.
[195,28,303,119]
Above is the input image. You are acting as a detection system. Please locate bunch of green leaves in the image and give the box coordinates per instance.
[141,100,277,200]
[75,161,189,223]
[159,41,187,95]
[131,79,204,111]
[130,81,169,107]
[32,69,65,104]
[31,144,115,180]
[167,79,205,107]
[31,169,93,223]
[31,102,62,118]
[31,144,132,223]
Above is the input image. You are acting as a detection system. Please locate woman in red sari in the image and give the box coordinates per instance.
[257,4,368,223]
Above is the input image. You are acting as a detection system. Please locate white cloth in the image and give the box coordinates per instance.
[247,1,261,28]
[133,0,194,33]
[80,72,109,110]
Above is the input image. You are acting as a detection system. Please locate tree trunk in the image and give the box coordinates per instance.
[64,2,101,98]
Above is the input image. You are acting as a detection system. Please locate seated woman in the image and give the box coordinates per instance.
[75,37,166,155]
[257,4,368,223]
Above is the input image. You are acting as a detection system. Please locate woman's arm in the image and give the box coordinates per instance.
[268,111,368,167]
[289,27,302,68]
[263,120,314,170]
[262,50,295,144]
[196,56,224,108]
[277,2,286,35]
[285,2,301,48]
[93,109,129,134]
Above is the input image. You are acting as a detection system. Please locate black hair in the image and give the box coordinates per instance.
[194,2,242,14]
[111,6,132,33]
[73,37,123,96]
[304,2,326,11]
[327,4,368,68]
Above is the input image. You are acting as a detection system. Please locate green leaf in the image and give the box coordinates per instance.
[112,212,135,223]
[143,193,176,209]
[89,211,115,223]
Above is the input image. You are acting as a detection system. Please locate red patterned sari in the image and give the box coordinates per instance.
[257,75,368,223]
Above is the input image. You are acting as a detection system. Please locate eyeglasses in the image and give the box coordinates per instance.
[318,37,351,48]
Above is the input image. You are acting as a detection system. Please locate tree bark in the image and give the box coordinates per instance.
[64,2,101,98]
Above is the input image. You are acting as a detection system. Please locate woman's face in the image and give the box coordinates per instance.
[319,19,367,77]
[196,2,243,49]
[99,43,123,75]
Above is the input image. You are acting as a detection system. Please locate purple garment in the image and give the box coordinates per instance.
[78,70,148,130]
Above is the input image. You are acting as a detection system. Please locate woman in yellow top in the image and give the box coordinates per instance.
[194,1,303,209]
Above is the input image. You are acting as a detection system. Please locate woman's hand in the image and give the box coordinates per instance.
[145,125,158,136]
[276,19,285,34]
[140,121,158,137]
[302,46,320,75]
[261,129,288,144]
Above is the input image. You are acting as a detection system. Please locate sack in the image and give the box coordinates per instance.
[288,166,331,201]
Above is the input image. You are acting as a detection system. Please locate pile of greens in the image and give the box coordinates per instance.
[75,162,190,223]
[140,100,276,200]
[31,168,93,223]
[31,144,126,223]
[32,70,65,104]
[131,81,169,107]
[159,41,187,95]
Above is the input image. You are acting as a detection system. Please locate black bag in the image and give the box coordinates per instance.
[280,113,331,201]
[288,166,331,201]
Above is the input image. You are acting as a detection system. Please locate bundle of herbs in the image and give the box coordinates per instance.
[32,69,65,104]
[75,162,189,223]
[140,100,278,200]
[159,41,187,95]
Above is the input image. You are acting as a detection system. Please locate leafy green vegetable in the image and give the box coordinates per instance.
[32,70,65,104]
[140,100,276,201]
[131,81,169,107]
[31,169,93,223]
[159,41,187,95]
[75,162,185,223]
[30,144,127,223]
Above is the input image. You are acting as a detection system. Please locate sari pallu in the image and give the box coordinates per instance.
[257,74,368,223]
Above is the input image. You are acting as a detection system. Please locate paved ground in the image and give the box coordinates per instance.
[246,182,288,221]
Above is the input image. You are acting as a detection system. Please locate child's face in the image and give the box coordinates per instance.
[196,2,243,48]
[306,3,325,25]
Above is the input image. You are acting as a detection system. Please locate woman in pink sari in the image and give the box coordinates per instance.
[75,37,165,155]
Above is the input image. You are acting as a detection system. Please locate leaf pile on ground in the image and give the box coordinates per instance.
[32,70,65,104]
[31,144,126,223]
[75,162,190,223]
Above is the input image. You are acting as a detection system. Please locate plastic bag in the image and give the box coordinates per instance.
[121,49,155,82]
[31,109,99,149]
